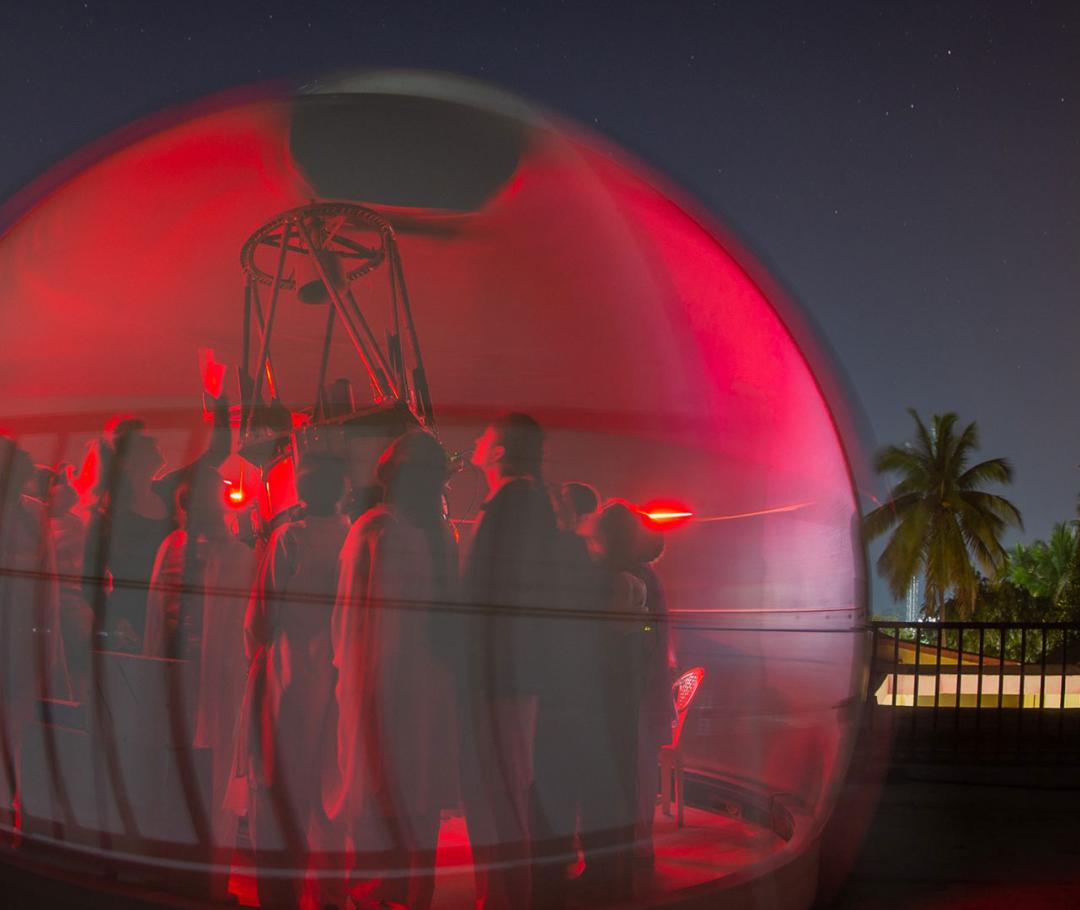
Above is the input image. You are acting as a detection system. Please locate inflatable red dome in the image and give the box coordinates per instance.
[0,71,868,909]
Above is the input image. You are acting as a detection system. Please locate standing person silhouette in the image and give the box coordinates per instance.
[330,431,459,910]
[555,482,599,536]
[235,454,349,910]
[82,420,171,651]
[461,413,575,910]
[45,467,92,700]
[632,531,676,871]
[143,481,212,661]
[143,475,257,899]
[0,436,63,833]
[83,396,230,651]
[578,501,654,901]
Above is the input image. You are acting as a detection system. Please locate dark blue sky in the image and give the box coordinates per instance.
[3,1,1078,613]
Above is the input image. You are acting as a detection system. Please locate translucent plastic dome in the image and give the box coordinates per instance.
[0,72,868,908]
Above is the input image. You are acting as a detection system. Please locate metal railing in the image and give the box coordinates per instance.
[868,620,1080,763]
[1,416,227,894]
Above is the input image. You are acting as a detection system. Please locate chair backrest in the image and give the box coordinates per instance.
[671,666,705,748]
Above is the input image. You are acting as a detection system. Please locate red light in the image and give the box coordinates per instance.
[199,348,227,422]
[219,456,264,512]
[223,479,246,508]
[263,456,297,519]
[71,443,100,497]
[639,500,694,531]
[198,347,226,399]
[264,361,277,400]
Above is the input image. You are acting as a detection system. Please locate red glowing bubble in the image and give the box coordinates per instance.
[0,74,871,906]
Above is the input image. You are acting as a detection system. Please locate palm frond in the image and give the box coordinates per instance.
[876,502,931,599]
[862,491,923,541]
[873,444,925,477]
[958,457,1015,490]
[959,511,1009,576]
[960,490,1023,530]
[908,408,936,460]
[950,419,980,474]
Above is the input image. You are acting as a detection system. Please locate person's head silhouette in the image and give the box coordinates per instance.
[376,430,449,523]
[295,454,346,518]
[470,412,543,492]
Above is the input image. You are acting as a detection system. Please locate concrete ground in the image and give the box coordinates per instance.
[827,763,1080,910]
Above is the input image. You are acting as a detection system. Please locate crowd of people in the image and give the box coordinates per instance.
[0,404,678,910]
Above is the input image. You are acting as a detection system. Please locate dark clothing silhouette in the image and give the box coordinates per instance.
[84,505,171,644]
[83,420,228,649]
[460,477,563,910]
[577,568,646,901]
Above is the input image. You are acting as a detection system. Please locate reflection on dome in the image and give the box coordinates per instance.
[0,71,868,909]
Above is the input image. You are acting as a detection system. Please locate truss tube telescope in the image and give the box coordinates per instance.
[238,201,433,455]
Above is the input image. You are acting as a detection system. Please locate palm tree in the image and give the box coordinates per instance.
[864,409,1022,620]
[1006,522,1077,609]
[1064,497,1080,617]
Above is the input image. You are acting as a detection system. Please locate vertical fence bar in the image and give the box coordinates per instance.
[892,626,900,708]
[1060,628,1069,745]
[997,624,1006,759]
[954,625,963,747]
[975,627,985,753]
[1036,626,1045,712]
[1067,630,1075,759]
[1018,626,1027,746]
[933,625,943,749]
[911,627,922,749]
[1039,629,1048,741]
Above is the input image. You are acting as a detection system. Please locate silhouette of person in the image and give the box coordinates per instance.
[44,466,92,701]
[460,412,576,910]
[83,397,230,652]
[555,481,599,536]
[330,431,459,910]
[142,473,257,897]
[82,419,171,650]
[233,454,350,910]
[193,502,258,901]
[529,502,608,909]
[143,480,212,660]
[578,500,653,900]
[0,435,64,829]
[628,527,675,869]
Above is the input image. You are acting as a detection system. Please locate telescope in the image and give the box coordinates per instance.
[237,201,433,482]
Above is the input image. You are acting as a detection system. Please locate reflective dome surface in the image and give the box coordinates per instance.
[0,72,868,908]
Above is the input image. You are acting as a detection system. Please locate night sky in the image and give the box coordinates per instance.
[3,2,1078,614]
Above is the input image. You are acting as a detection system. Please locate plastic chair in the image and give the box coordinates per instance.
[658,666,705,827]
